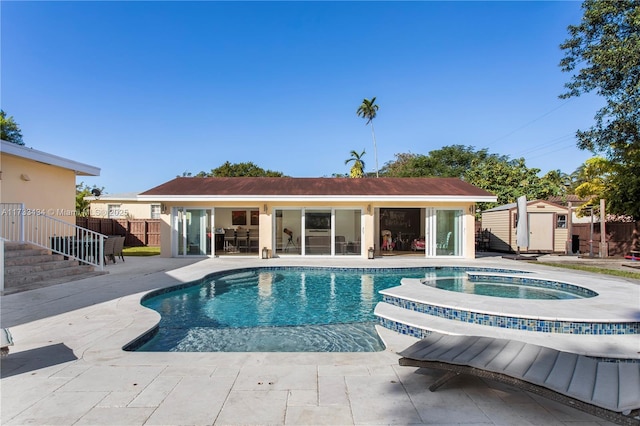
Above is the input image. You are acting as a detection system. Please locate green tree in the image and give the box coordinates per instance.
[76,182,104,216]
[541,169,571,196]
[559,0,640,217]
[574,156,614,217]
[345,149,366,178]
[0,110,24,145]
[380,153,430,177]
[380,145,507,178]
[356,97,380,177]
[465,157,564,211]
[196,161,285,177]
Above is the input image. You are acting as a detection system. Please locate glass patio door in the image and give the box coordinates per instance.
[334,209,361,255]
[425,208,463,257]
[275,210,302,255]
[176,208,212,256]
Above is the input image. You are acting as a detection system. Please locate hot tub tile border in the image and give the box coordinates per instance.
[381,295,639,335]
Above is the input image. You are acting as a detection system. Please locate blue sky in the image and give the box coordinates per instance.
[2,1,601,194]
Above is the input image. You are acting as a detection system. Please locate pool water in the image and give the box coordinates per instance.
[136,268,437,352]
[131,267,585,353]
[425,277,594,300]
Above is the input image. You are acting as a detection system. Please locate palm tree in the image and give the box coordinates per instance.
[345,150,366,178]
[357,97,379,177]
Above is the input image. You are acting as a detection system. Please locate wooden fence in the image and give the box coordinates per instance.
[76,218,161,247]
[571,221,639,257]
[476,220,639,257]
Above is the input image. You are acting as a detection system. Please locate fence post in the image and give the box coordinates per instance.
[599,199,607,258]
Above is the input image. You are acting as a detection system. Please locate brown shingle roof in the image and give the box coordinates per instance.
[140,177,495,198]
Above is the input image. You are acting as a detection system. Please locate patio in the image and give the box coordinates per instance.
[1,254,638,425]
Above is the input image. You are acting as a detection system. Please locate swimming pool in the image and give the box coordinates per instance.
[129,267,576,353]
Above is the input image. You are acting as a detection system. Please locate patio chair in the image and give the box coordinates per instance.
[113,236,125,262]
[398,332,640,426]
[437,231,452,249]
[223,229,236,252]
[237,229,250,252]
[248,228,259,252]
[1,328,14,357]
[103,236,116,264]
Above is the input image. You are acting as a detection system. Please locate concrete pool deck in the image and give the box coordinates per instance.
[1,254,639,425]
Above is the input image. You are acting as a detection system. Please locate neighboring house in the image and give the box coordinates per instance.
[138,177,497,259]
[86,192,161,219]
[1,139,105,282]
[0,139,100,228]
[481,199,569,253]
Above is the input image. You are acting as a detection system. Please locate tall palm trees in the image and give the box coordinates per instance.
[345,150,366,178]
[357,97,379,177]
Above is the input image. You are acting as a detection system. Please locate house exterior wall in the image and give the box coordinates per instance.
[89,200,159,219]
[481,210,512,252]
[1,153,76,225]
[155,200,477,259]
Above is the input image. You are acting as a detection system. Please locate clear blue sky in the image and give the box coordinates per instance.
[2,1,601,194]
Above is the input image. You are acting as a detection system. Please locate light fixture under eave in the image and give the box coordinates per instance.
[20,173,31,181]
[367,204,372,214]
[161,203,167,214]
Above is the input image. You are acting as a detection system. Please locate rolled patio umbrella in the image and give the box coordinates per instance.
[516,195,529,255]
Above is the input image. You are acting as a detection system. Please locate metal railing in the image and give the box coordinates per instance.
[0,203,105,270]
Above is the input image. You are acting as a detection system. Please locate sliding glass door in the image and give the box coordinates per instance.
[425,208,463,257]
[334,209,361,255]
[175,208,212,256]
[275,210,302,255]
[274,208,362,256]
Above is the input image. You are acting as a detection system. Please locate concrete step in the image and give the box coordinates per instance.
[3,241,108,294]
[4,246,50,258]
[4,253,65,266]
[4,259,81,277]
[4,264,98,288]
[2,269,108,295]
[4,264,100,290]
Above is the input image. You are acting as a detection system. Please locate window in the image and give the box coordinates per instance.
[151,204,161,219]
[108,204,122,218]
[556,214,567,228]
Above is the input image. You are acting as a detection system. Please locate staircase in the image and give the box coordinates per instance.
[3,242,107,294]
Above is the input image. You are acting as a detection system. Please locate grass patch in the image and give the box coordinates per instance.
[536,261,640,280]
[122,246,160,256]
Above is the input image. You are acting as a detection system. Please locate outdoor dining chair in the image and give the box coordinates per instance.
[103,237,116,264]
[113,236,125,262]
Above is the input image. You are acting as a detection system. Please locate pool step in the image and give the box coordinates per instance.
[374,278,640,360]
[375,303,638,359]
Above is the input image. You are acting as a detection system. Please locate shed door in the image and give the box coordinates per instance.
[528,213,553,251]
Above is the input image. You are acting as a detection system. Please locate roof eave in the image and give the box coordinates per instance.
[1,140,101,176]
[137,194,497,203]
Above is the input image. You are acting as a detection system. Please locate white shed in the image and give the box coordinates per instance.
[481,200,569,253]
